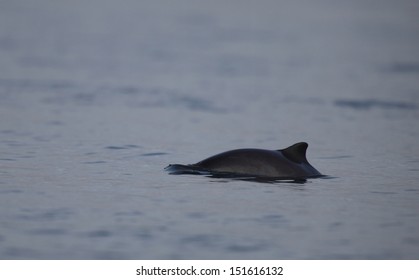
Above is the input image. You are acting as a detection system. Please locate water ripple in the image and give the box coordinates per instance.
[334,99,417,110]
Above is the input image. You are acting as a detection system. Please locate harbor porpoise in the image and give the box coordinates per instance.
[165,142,323,181]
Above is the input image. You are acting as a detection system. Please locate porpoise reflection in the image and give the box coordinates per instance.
[165,142,324,181]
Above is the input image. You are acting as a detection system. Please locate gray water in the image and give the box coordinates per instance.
[1,0,419,259]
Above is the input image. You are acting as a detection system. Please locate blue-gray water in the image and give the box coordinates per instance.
[1,0,419,259]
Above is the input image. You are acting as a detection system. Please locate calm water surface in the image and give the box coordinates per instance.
[1,0,419,259]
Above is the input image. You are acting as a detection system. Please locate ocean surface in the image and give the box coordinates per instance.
[1,0,419,259]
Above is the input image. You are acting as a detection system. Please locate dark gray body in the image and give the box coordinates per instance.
[166,142,323,179]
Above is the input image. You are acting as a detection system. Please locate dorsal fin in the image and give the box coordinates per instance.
[279,142,309,164]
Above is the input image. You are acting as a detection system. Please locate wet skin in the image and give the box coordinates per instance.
[166,142,323,180]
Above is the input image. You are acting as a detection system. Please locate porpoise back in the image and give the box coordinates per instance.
[166,142,323,180]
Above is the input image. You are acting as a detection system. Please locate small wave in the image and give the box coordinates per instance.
[141,152,168,157]
[334,99,417,110]
[105,145,140,150]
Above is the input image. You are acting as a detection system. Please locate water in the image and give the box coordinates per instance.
[1,0,419,259]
